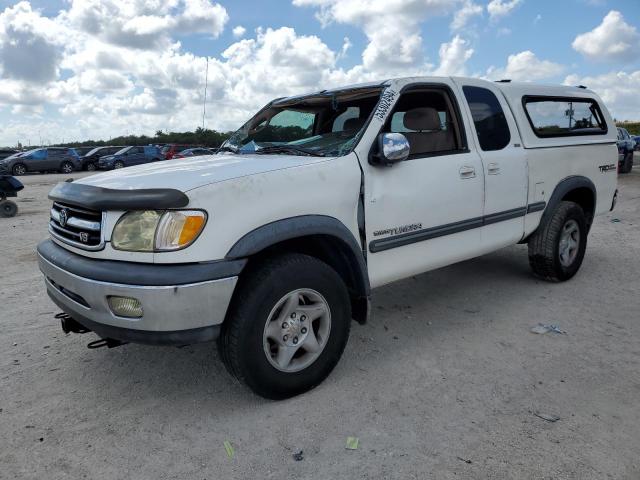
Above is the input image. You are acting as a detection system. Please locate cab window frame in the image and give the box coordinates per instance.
[370,83,469,163]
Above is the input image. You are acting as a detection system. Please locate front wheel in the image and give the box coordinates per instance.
[114,161,124,169]
[85,162,97,171]
[12,163,26,176]
[218,254,351,399]
[528,201,588,282]
[60,161,74,174]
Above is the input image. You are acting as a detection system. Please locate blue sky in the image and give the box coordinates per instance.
[0,0,638,146]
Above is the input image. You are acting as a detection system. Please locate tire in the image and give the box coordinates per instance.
[12,163,26,176]
[218,253,351,399]
[86,162,97,171]
[0,200,18,218]
[528,201,588,282]
[60,161,74,174]
[620,152,633,174]
[114,161,124,169]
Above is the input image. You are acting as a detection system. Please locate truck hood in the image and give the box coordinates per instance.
[77,153,332,192]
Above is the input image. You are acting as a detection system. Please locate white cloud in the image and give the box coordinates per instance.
[487,51,564,81]
[572,11,639,63]
[232,25,246,38]
[451,1,483,31]
[487,0,523,21]
[0,2,66,83]
[293,0,464,74]
[62,0,229,50]
[433,36,474,76]
[564,70,640,121]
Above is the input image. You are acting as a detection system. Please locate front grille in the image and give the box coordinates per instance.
[49,202,104,251]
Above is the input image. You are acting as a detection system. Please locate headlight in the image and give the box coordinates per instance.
[111,210,207,252]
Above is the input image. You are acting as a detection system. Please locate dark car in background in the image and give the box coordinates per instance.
[73,146,95,157]
[161,144,192,160]
[98,145,162,170]
[0,149,18,160]
[172,147,217,158]
[0,147,81,175]
[82,146,125,171]
[632,135,640,151]
[617,127,634,174]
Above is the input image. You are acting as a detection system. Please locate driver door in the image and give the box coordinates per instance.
[362,82,486,288]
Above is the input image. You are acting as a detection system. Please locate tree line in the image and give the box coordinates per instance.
[50,127,233,149]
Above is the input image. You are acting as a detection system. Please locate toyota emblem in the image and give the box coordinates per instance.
[59,208,69,227]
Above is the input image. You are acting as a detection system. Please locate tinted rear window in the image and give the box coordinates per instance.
[463,86,510,151]
[523,96,607,137]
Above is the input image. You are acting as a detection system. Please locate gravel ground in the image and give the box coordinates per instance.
[1,169,639,480]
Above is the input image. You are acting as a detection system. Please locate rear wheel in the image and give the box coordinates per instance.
[620,152,633,174]
[0,200,18,217]
[60,161,74,174]
[528,201,588,282]
[114,161,124,169]
[218,253,351,399]
[12,163,26,176]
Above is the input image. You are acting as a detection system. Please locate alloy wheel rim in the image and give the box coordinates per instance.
[262,288,331,373]
[559,219,580,267]
[15,165,25,175]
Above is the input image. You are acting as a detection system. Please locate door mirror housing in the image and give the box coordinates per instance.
[370,133,410,166]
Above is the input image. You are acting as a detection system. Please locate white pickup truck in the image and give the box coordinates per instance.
[38,77,618,399]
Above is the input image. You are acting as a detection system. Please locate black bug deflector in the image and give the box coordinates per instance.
[49,181,189,210]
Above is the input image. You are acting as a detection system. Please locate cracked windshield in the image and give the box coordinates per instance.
[222,88,382,157]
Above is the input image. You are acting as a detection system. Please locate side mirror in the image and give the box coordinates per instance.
[370,133,410,166]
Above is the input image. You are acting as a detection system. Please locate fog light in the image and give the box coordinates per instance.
[108,296,143,318]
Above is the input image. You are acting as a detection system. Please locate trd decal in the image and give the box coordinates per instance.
[598,164,616,172]
[373,223,422,237]
[374,90,397,121]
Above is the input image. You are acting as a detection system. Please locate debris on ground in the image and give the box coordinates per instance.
[456,456,472,464]
[534,412,560,422]
[223,440,235,459]
[611,218,621,223]
[345,437,359,450]
[530,323,566,335]
[292,450,304,461]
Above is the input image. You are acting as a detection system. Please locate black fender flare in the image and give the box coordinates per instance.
[226,215,370,297]
[541,175,596,227]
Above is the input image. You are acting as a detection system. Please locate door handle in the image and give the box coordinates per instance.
[459,165,476,179]
[487,163,501,175]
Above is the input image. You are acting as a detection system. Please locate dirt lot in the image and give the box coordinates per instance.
[1,170,639,479]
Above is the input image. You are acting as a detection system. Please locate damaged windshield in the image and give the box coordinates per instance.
[222,87,383,157]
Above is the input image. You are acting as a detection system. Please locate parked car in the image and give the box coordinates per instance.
[632,135,640,151]
[173,147,217,158]
[73,146,96,157]
[82,146,125,171]
[0,147,80,175]
[617,127,634,173]
[38,77,617,399]
[98,146,162,170]
[0,149,18,160]
[161,144,192,160]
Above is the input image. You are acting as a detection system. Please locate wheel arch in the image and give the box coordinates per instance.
[543,176,596,229]
[226,215,370,324]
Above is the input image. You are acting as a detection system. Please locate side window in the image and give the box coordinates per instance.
[462,86,511,151]
[32,150,47,159]
[136,146,145,153]
[332,107,360,132]
[384,89,462,157]
[524,97,607,137]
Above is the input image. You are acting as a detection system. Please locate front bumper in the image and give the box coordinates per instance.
[37,239,244,345]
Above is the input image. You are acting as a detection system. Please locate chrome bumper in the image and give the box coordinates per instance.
[38,253,237,337]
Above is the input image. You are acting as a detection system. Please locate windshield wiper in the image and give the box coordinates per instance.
[255,145,325,157]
